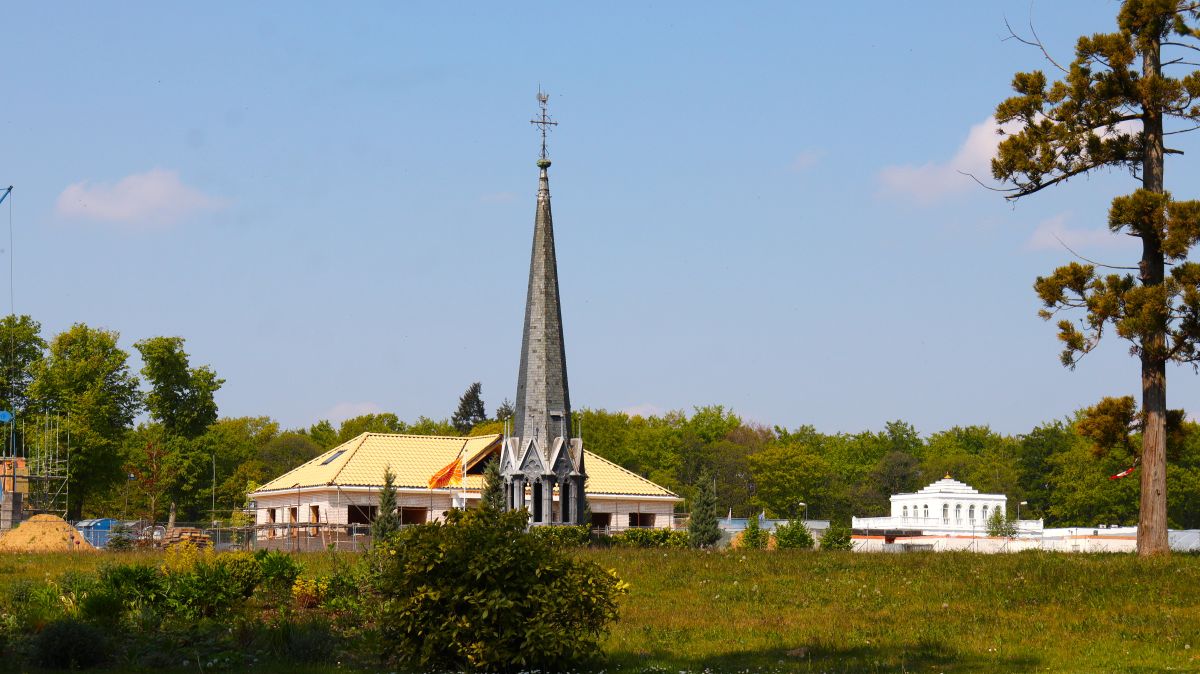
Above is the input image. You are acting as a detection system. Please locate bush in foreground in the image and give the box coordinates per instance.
[374,507,626,671]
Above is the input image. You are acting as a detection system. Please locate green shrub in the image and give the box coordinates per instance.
[986,507,1018,537]
[820,522,853,551]
[163,559,243,619]
[773,520,815,550]
[31,618,110,670]
[611,527,689,548]
[374,507,625,671]
[80,589,125,625]
[99,563,165,607]
[255,550,303,596]
[220,552,263,598]
[741,516,769,549]
[528,524,591,548]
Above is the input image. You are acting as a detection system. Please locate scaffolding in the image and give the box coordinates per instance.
[17,412,69,520]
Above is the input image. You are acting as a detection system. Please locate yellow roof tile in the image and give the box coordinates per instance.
[252,432,677,499]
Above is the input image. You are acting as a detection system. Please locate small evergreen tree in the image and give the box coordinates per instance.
[986,507,1018,538]
[371,466,400,541]
[451,382,487,434]
[480,458,505,512]
[820,522,853,551]
[495,398,515,423]
[741,513,769,549]
[688,471,721,548]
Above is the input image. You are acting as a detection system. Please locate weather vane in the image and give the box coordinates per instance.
[530,89,557,164]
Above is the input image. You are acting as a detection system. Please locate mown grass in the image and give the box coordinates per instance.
[3,548,1199,672]
[581,548,1200,673]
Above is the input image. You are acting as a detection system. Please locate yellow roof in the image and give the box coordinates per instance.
[252,432,677,498]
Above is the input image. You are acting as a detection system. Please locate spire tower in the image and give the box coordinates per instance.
[501,90,587,526]
[513,90,569,443]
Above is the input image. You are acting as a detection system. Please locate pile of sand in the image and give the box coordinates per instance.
[0,514,95,553]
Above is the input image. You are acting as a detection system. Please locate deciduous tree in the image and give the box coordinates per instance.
[28,324,142,518]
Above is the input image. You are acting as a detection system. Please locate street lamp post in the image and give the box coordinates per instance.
[797,501,807,523]
[1017,500,1028,537]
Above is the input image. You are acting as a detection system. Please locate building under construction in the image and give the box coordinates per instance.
[0,414,69,530]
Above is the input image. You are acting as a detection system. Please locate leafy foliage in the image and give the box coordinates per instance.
[773,519,815,550]
[986,507,1018,538]
[740,515,769,550]
[374,507,625,671]
[609,527,690,548]
[528,523,591,548]
[820,522,853,551]
[28,323,142,518]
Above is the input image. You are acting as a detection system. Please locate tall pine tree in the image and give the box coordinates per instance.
[451,382,487,435]
[992,0,1200,555]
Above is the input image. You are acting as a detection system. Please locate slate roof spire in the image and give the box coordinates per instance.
[513,91,571,444]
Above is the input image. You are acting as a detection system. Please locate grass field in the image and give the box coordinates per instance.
[583,549,1200,673]
[2,548,1198,672]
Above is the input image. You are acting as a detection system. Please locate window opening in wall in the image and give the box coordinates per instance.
[923,505,929,519]
[902,506,908,519]
[982,505,989,521]
[348,504,377,525]
[590,512,611,531]
[268,508,278,539]
[969,505,975,524]
[399,507,426,525]
[942,504,949,524]
[309,505,320,537]
[628,513,655,528]
[955,504,962,522]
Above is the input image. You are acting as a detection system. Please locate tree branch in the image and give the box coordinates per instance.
[1050,233,1139,270]
[1003,15,1067,73]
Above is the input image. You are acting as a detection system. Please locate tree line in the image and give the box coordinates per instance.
[3,315,1197,529]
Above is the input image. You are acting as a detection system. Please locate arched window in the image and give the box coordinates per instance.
[942,504,949,523]
[982,505,989,521]
[969,505,975,522]
[902,506,908,519]
[955,504,962,522]
[923,504,929,519]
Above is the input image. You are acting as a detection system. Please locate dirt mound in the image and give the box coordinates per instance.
[0,514,95,553]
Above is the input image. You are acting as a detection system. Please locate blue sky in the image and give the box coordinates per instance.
[2,1,1196,436]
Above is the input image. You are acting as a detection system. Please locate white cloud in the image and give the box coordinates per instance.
[877,117,1015,205]
[790,150,822,172]
[55,168,225,227]
[1026,213,1133,252]
[326,401,384,424]
[621,403,664,419]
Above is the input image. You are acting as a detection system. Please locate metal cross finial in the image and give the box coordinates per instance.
[530,89,557,162]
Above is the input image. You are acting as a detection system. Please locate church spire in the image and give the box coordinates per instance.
[513,90,571,444]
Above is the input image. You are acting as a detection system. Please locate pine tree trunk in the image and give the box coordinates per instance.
[1138,34,1170,556]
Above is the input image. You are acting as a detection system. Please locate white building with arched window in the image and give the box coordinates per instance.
[852,475,1042,537]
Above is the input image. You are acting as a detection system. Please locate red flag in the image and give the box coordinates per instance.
[1109,465,1136,480]
[428,456,463,489]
